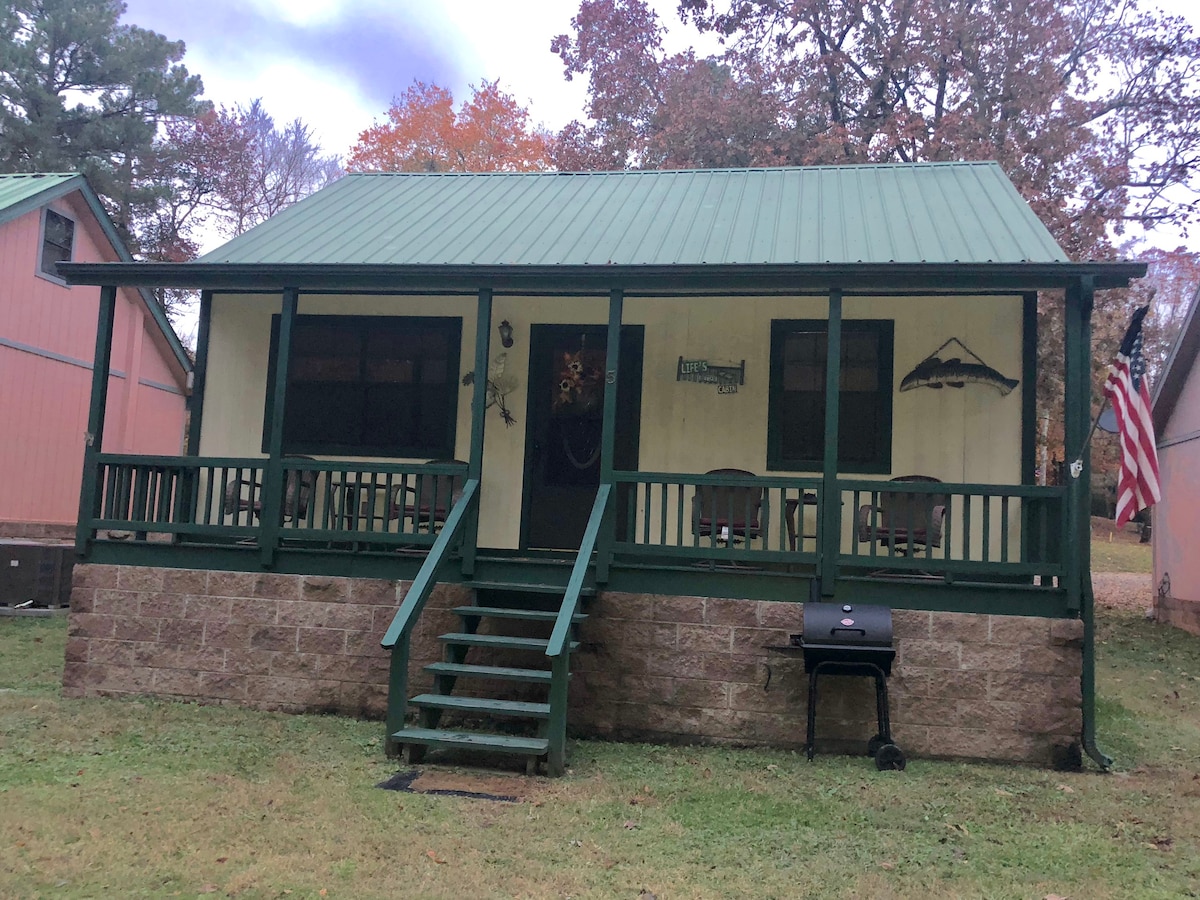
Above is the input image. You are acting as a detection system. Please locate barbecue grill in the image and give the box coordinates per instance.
[796,602,905,771]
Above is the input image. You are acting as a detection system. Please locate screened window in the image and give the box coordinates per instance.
[39,209,74,279]
[768,319,894,473]
[263,315,461,458]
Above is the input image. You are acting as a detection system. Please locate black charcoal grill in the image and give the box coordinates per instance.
[796,602,905,770]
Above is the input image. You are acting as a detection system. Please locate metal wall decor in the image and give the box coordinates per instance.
[899,338,1018,396]
[676,357,746,394]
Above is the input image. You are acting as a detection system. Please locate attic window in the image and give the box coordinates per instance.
[39,209,75,279]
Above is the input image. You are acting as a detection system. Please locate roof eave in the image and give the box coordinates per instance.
[1151,284,1200,435]
[58,260,1148,293]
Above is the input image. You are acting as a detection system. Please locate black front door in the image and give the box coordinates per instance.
[521,324,643,550]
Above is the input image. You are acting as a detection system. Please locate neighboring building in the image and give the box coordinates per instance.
[1151,286,1200,636]
[58,164,1144,774]
[0,174,190,540]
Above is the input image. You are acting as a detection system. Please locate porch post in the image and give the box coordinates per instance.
[1062,278,1092,613]
[75,284,118,555]
[1020,292,1038,571]
[819,288,843,597]
[258,287,299,567]
[185,290,213,456]
[596,288,624,582]
[1065,276,1111,768]
[462,287,493,576]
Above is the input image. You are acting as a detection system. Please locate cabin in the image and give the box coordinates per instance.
[0,173,190,542]
[1151,285,1200,636]
[58,163,1145,774]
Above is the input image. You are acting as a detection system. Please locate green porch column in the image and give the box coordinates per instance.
[596,288,624,582]
[185,290,213,456]
[462,288,493,576]
[75,284,118,555]
[1062,278,1093,612]
[820,288,843,596]
[258,287,299,567]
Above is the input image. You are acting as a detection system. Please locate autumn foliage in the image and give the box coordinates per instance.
[347,81,551,173]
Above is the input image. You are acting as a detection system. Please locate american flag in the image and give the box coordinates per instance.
[1102,305,1160,527]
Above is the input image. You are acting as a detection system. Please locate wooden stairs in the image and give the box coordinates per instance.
[389,581,594,775]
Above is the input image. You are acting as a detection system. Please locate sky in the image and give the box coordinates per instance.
[119,0,711,159]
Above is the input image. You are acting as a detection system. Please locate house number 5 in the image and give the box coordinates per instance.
[606,370,616,384]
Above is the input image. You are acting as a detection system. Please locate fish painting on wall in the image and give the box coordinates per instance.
[899,338,1019,396]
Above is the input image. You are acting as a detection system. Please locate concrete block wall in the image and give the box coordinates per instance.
[64,565,1084,765]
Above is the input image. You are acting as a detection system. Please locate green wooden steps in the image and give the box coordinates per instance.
[422,661,555,684]
[390,580,589,775]
[410,694,551,718]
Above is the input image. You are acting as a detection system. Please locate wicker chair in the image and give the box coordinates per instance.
[856,475,947,555]
[692,468,766,545]
[382,459,467,532]
[222,457,316,522]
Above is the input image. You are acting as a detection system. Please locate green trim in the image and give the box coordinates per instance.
[767,317,894,474]
[75,285,117,555]
[1021,293,1038,487]
[464,289,492,576]
[259,289,298,566]
[820,293,843,596]
[58,260,1148,293]
[261,313,462,459]
[186,291,212,455]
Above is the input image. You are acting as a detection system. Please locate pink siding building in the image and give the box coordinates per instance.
[0,174,190,539]
[1152,287,1200,636]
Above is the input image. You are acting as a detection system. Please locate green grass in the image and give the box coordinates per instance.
[3,611,1199,899]
[1091,537,1153,574]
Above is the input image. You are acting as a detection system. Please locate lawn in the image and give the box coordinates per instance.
[2,571,1198,898]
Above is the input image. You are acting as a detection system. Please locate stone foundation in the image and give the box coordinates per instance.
[64,565,1084,766]
[0,521,74,541]
[1155,594,1200,637]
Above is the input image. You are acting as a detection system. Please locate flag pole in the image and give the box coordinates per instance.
[1070,394,1110,479]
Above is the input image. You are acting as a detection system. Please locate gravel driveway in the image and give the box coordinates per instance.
[1092,572,1154,615]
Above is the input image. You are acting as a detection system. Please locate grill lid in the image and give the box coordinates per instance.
[801,603,893,648]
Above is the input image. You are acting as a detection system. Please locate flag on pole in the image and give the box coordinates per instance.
[1102,305,1160,527]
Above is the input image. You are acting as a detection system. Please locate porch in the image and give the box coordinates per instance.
[79,454,1069,616]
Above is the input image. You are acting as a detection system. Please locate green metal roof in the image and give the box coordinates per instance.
[0,172,191,375]
[0,173,84,225]
[201,162,1069,267]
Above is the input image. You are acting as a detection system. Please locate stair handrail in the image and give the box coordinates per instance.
[547,483,611,659]
[381,478,480,650]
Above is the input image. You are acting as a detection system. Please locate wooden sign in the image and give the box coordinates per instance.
[676,357,746,394]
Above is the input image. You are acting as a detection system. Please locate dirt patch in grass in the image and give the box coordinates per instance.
[1093,572,1154,615]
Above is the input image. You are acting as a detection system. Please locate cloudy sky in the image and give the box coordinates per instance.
[118,0,703,159]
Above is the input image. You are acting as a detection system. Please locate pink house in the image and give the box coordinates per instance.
[1152,286,1200,635]
[0,173,190,540]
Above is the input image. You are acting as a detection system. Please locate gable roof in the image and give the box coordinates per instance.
[1152,284,1200,436]
[0,172,191,376]
[201,162,1068,268]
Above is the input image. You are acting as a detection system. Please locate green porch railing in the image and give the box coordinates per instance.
[838,479,1066,581]
[82,454,468,552]
[545,482,611,776]
[379,478,480,753]
[610,470,824,566]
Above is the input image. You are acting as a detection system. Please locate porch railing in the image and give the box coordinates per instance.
[611,470,824,565]
[837,480,1066,581]
[85,454,469,551]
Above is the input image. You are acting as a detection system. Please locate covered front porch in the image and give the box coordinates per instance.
[58,164,1146,774]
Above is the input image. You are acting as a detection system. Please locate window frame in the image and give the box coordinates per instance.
[767,318,894,474]
[262,314,462,459]
[37,208,75,284]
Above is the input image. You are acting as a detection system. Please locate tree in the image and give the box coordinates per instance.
[347,80,551,173]
[0,0,206,249]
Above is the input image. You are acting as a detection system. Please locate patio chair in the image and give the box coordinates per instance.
[381,459,467,532]
[222,457,316,523]
[856,475,947,556]
[692,468,766,545]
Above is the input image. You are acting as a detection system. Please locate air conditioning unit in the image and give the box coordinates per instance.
[0,541,74,609]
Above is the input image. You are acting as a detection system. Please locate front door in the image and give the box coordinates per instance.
[521,324,643,550]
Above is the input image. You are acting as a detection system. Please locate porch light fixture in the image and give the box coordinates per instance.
[497,319,514,348]
[899,337,1018,396]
